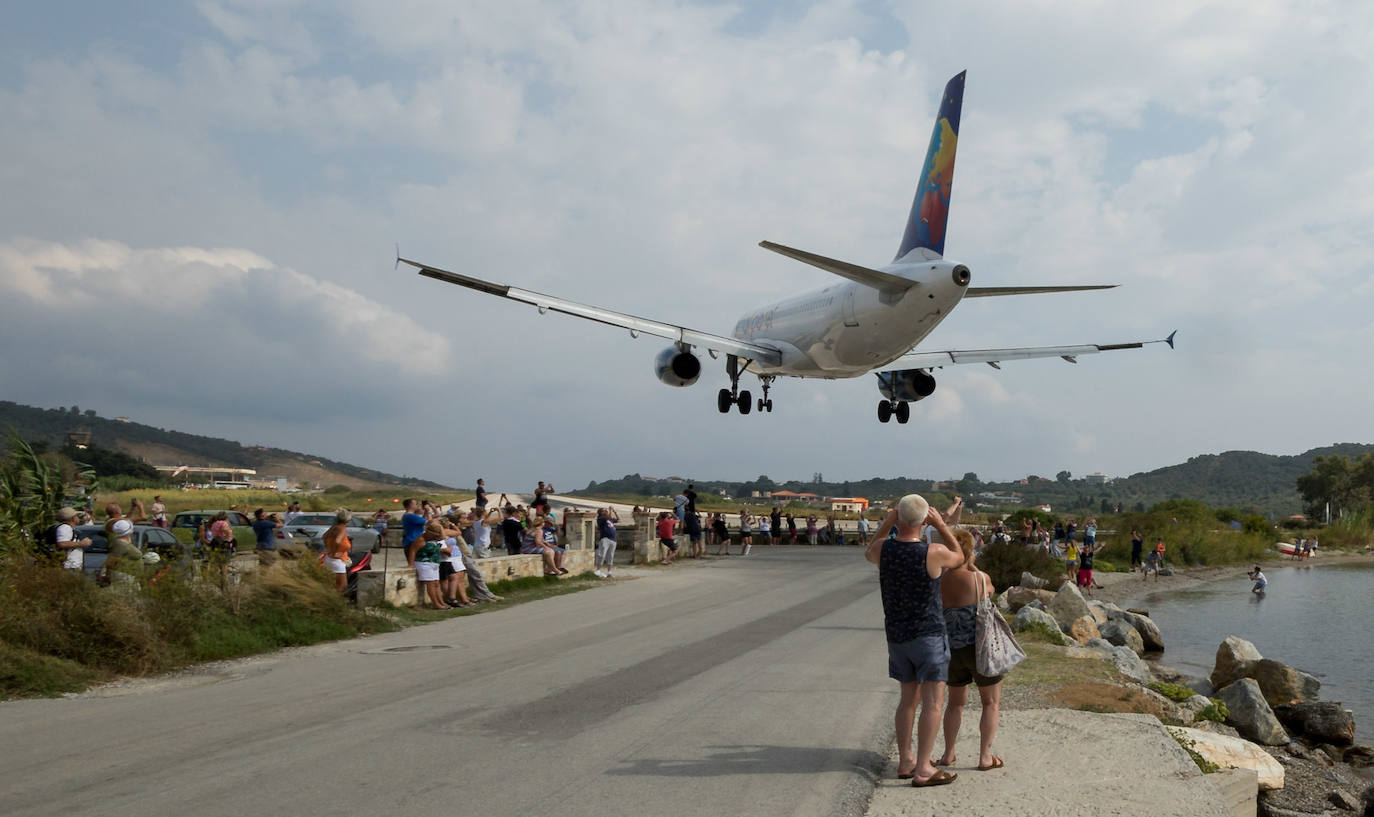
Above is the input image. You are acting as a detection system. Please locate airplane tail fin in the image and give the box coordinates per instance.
[895,71,965,262]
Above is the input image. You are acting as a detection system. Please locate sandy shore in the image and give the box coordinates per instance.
[1085,550,1374,608]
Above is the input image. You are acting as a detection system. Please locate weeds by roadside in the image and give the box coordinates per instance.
[0,553,395,698]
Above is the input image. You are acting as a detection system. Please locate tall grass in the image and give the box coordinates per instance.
[1323,508,1374,547]
[0,548,395,698]
[1096,515,1270,567]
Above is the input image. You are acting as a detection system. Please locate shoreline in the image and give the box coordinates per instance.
[1087,549,1374,608]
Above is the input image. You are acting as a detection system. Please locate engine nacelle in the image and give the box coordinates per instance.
[654,347,702,387]
[876,369,936,402]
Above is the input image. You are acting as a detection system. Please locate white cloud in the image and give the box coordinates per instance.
[2,0,1373,489]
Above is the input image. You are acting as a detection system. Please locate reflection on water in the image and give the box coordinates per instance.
[1128,561,1374,745]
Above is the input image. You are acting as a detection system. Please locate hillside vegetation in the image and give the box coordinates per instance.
[575,443,1374,517]
[0,401,448,491]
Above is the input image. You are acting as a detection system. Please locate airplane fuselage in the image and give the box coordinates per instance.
[731,257,970,378]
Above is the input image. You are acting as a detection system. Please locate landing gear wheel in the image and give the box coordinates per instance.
[738,390,752,414]
[895,401,910,424]
[765,399,774,413]
[717,388,733,414]
[877,401,893,423]
[757,398,765,413]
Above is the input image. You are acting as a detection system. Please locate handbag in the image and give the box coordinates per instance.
[975,571,1026,677]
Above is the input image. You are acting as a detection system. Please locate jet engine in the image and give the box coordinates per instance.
[654,347,702,387]
[876,369,936,402]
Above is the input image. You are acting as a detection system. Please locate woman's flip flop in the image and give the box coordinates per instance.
[976,757,1004,771]
[910,769,957,787]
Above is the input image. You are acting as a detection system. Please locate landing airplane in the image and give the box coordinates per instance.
[400,70,1175,424]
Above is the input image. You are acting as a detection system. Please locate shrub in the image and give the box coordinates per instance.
[980,537,1062,590]
[1149,681,1195,702]
[1017,619,1070,646]
[0,541,394,698]
[1196,699,1229,723]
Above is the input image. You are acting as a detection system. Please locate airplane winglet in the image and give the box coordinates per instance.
[1165,330,1177,349]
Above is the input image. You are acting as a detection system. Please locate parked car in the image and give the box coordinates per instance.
[72,524,188,578]
[169,510,293,547]
[282,513,378,562]
[171,510,252,530]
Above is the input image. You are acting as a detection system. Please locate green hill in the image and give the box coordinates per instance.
[0,401,448,491]
[572,444,1374,517]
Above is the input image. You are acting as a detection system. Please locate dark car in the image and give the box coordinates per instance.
[72,524,187,578]
[171,510,252,530]
[282,513,378,562]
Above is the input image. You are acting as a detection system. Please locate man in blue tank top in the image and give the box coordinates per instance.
[865,494,965,787]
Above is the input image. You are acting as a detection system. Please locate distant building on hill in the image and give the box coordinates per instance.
[1084,472,1111,484]
[827,497,869,513]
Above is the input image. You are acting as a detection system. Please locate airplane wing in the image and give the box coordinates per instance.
[758,241,917,292]
[398,257,783,366]
[889,331,1176,370]
[965,285,1117,297]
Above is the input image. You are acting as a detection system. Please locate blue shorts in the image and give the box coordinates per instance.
[887,635,950,684]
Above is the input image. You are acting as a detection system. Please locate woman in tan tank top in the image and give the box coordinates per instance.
[936,529,1004,771]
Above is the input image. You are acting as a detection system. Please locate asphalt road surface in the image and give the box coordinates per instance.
[1,547,896,817]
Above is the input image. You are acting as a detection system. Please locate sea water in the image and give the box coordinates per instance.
[1128,561,1374,745]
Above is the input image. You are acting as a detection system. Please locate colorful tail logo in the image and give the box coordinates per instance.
[895,71,965,261]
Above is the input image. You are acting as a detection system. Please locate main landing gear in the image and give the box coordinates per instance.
[717,356,773,415]
[877,400,910,424]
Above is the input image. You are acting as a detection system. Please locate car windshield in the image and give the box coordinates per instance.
[289,515,336,526]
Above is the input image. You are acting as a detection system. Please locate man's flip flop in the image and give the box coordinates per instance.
[910,769,956,787]
[976,757,1004,771]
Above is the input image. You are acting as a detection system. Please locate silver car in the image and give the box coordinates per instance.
[283,513,379,561]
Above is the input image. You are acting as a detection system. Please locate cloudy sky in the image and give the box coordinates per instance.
[3,0,1372,491]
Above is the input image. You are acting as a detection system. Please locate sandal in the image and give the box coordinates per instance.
[976,757,1004,771]
[911,769,956,787]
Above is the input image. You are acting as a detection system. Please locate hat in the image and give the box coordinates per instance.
[58,507,78,522]
[111,519,134,537]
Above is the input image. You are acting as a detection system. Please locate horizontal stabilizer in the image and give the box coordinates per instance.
[759,241,915,292]
[965,285,1116,298]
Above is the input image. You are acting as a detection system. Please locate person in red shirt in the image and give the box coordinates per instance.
[655,512,679,565]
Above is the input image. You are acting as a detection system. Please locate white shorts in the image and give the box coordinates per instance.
[415,561,440,582]
[324,557,348,574]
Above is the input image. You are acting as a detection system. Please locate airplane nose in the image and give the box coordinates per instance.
[951,265,970,287]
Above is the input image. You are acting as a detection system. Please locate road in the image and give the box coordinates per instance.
[0,547,896,817]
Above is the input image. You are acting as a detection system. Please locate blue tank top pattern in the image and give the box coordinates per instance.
[943,604,977,650]
[879,538,944,643]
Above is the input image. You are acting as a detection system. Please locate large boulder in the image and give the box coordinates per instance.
[1211,635,1263,690]
[1048,582,1094,632]
[1109,644,1153,684]
[1005,586,1055,612]
[1068,615,1102,644]
[1250,659,1321,707]
[1168,726,1285,791]
[1218,678,1289,745]
[1098,619,1146,655]
[1342,745,1374,768]
[1191,719,1241,739]
[1106,608,1165,652]
[1187,677,1216,698]
[1019,571,1047,590]
[1273,702,1355,746]
[1012,605,1068,644]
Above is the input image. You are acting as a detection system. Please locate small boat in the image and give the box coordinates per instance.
[1276,541,1297,555]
